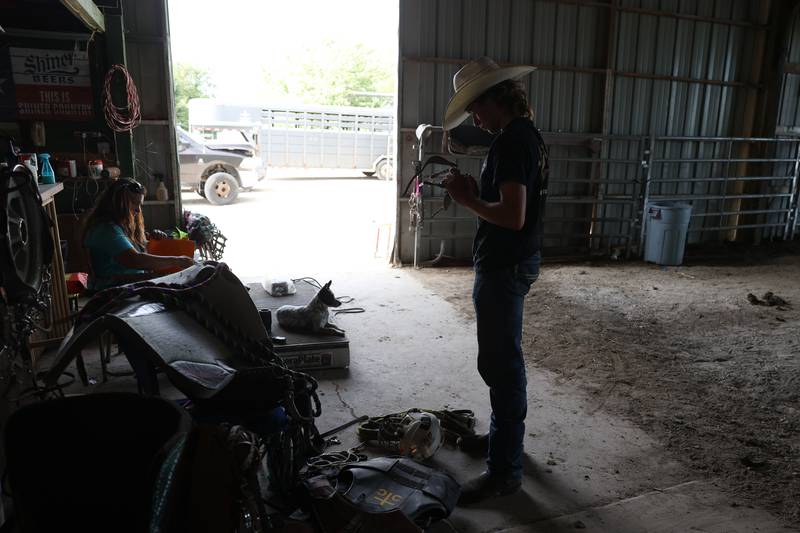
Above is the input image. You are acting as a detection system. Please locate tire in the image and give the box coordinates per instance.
[375,159,392,181]
[203,172,239,205]
[0,166,49,300]
[197,187,206,198]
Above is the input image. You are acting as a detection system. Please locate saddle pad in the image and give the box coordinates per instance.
[44,263,275,401]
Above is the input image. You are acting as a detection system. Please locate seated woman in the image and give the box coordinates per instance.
[83,178,194,291]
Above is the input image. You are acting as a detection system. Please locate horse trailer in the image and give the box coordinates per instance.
[188,99,395,180]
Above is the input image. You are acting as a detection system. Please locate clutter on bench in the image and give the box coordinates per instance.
[25,264,461,531]
[250,281,351,371]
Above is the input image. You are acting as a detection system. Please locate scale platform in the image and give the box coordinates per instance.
[248,282,350,371]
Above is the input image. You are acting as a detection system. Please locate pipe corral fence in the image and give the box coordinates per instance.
[405,131,800,263]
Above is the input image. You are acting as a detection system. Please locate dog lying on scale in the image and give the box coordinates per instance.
[276,281,346,336]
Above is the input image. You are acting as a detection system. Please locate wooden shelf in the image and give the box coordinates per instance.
[38,182,65,203]
[61,176,119,184]
[143,200,175,205]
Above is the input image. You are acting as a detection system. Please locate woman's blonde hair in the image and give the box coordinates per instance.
[83,178,147,248]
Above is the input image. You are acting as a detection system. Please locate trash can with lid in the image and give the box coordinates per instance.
[644,201,692,266]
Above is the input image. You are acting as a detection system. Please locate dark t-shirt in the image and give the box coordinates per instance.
[472,117,549,272]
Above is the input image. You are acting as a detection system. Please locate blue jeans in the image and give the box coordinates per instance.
[472,253,540,480]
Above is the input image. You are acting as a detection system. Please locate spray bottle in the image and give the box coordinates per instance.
[38,153,55,184]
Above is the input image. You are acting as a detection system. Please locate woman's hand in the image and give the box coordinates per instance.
[148,229,169,240]
[443,170,479,207]
[173,256,195,269]
[117,249,195,271]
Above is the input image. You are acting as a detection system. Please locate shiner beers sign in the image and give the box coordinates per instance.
[9,47,94,121]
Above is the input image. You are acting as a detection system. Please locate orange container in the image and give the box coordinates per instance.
[146,239,195,273]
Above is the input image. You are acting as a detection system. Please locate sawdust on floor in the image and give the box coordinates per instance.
[412,255,800,524]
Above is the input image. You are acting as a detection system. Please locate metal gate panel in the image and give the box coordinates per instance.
[643,137,800,245]
[401,132,800,265]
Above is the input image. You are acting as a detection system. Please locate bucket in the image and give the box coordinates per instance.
[146,238,195,273]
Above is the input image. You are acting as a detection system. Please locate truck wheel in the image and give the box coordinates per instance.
[197,187,206,198]
[204,172,239,205]
[375,159,392,181]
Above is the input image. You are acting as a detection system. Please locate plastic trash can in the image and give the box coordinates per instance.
[644,201,692,266]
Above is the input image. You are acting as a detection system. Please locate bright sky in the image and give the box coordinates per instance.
[168,0,399,103]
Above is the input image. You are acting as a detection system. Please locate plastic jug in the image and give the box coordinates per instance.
[155,178,169,201]
[38,153,55,184]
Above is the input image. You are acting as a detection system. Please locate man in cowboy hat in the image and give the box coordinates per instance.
[442,57,549,504]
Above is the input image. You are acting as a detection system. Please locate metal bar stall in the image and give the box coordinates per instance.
[643,137,800,245]
[407,131,800,265]
[407,131,650,263]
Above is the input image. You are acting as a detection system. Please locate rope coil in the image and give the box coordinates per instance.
[357,408,477,449]
[103,64,141,133]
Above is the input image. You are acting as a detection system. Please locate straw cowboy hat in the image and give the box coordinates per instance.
[443,57,536,131]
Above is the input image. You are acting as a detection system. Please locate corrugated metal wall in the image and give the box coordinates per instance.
[396,0,792,263]
[121,0,181,231]
[611,1,752,137]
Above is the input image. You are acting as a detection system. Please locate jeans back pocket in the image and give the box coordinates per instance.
[512,255,540,295]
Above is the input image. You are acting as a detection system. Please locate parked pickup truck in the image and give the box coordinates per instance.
[177,126,265,205]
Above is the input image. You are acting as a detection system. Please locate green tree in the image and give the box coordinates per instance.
[263,42,395,108]
[173,63,214,128]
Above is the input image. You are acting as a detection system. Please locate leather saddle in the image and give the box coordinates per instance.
[44,263,315,417]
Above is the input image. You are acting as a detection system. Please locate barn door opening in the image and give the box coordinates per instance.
[168,0,399,276]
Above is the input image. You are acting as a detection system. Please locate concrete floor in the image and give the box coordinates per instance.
[180,174,396,277]
[62,267,796,532]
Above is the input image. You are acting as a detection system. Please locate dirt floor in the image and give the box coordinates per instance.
[413,253,800,525]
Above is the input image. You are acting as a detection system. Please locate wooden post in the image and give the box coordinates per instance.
[60,0,106,32]
[592,0,618,253]
[28,185,71,370]
[729,0,795,242]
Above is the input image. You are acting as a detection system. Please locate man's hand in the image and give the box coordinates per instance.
[443,170,478,207]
